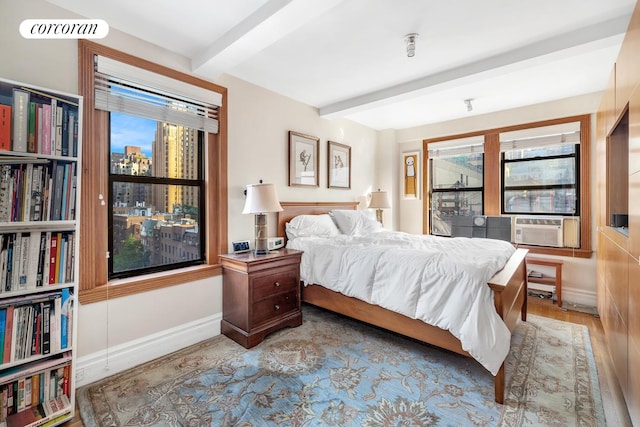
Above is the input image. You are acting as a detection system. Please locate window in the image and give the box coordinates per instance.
[78,40,227,303]
[428,137,484,236]
[109,116,204,278]
[423,115,592,257]
[501,124,580,216]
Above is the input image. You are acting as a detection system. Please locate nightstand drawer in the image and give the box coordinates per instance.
[253,291,298,325]
[252,268,298,300]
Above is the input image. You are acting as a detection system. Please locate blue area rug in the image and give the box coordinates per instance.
[77,305,605,426]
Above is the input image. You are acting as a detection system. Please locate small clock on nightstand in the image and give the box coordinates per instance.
[232,239,251,254]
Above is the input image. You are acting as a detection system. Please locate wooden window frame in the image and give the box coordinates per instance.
[77,40,228,304]
[423,114,592,258]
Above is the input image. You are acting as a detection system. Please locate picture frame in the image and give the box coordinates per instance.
[328,141,351,189]
[402,150,420,199]
[288,131,319,187]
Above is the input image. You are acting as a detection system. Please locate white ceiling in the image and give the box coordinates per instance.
[48,0,637,130]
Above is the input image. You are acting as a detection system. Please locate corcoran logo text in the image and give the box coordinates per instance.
[20,19,109,39]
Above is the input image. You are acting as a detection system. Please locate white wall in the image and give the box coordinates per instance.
[0,0,378,385]
[390,93,603,308]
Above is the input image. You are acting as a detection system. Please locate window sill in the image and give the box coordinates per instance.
[516,245,592,258]
[78,263,223,304]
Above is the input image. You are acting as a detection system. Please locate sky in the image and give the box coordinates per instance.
[110,112,155,157]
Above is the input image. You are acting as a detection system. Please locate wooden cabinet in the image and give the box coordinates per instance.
[596,3,640,422]
[220,249,303,348]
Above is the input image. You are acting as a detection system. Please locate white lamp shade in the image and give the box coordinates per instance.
[368,190,391,209]
[242,183,283,214]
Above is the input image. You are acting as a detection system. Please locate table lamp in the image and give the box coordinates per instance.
[242,183,283,255]
[368,188,391,226]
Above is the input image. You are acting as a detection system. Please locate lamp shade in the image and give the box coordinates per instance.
[368,189,391,209]
[242,183,283,214]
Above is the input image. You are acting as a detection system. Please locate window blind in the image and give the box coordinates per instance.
[94,55,221,134]
[428,136,484,159]
[500,130,580,152]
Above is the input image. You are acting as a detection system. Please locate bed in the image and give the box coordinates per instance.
[276,201,528,404]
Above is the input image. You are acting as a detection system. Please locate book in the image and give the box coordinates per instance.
[4,234,15,292]
[31,373,39,409]
[0,105,10,151]
[40,302,50,355]
[47,235,57,285]
[30,303,41,356]
[30,165,43,221]
[0,309,6,363]
[50,163,64,221]
[41,233,50,287]
[41,394,69,418]
[35,232,46,287]
[59,289,70,350]
[4,403,45,427]
[0,165,11,221]
[27,102,36,154]
[54,234,62,285]
[11,89,29,153]
[60,104,68,157]
[41,104,51,156]
[3,306,13,364]
[54,106,62,157]
[56,235,65,285]
[0,235,9,293]
[48,99,56,157]
[16,233,30,291]
[71,108,78,158]
[36,105,43,156]
[26,232,41,290]
[22,164,33,222]
[59,164,69,221]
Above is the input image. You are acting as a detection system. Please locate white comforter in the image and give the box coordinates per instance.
[287,230,516,375]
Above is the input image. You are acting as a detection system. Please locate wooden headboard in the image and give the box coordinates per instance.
[277,201,359,243]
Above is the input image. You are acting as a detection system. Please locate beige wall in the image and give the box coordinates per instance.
[215,74,378,249]
[391,93,603,306]
[0,0,377,368]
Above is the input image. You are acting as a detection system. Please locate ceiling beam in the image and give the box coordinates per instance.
[319,15,631,119]
[192,0,345,78]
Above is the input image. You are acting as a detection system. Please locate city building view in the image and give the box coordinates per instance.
[110,115,202,275]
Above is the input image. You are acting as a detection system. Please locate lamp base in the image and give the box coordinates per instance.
[375,209,384,226]
[254,213,269,255]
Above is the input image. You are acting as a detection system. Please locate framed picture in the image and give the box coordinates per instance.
[402,150,420,199]
[288,131,319,187]
[328,141,351,189]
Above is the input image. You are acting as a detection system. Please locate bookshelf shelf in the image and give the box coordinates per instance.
[0,77,81,427]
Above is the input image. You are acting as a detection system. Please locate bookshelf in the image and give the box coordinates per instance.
[0,77,81,427]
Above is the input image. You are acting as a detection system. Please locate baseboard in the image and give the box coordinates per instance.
[561,286,597,309]
[76,313,222,387]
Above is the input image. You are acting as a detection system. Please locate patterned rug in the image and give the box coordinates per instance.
[77,306,605,426]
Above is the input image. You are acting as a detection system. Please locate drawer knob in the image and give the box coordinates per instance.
[274,282,281,287]
[275,304,280,310]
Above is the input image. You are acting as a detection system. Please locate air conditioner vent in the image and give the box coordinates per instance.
[514,215,563,247]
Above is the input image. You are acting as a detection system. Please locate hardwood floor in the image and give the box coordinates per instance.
[62,297,633,427]
[527,297,633,427]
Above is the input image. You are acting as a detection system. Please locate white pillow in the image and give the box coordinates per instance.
[331,209,382,236]
[286,214,342,240]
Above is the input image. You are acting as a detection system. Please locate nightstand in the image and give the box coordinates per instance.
[219,249,303,348]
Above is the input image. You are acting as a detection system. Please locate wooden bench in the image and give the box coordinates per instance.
[525,257,563,307]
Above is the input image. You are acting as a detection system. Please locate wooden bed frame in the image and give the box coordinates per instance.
[276,201,528,404]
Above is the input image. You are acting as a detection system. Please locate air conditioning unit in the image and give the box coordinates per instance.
[514,216,564,247]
